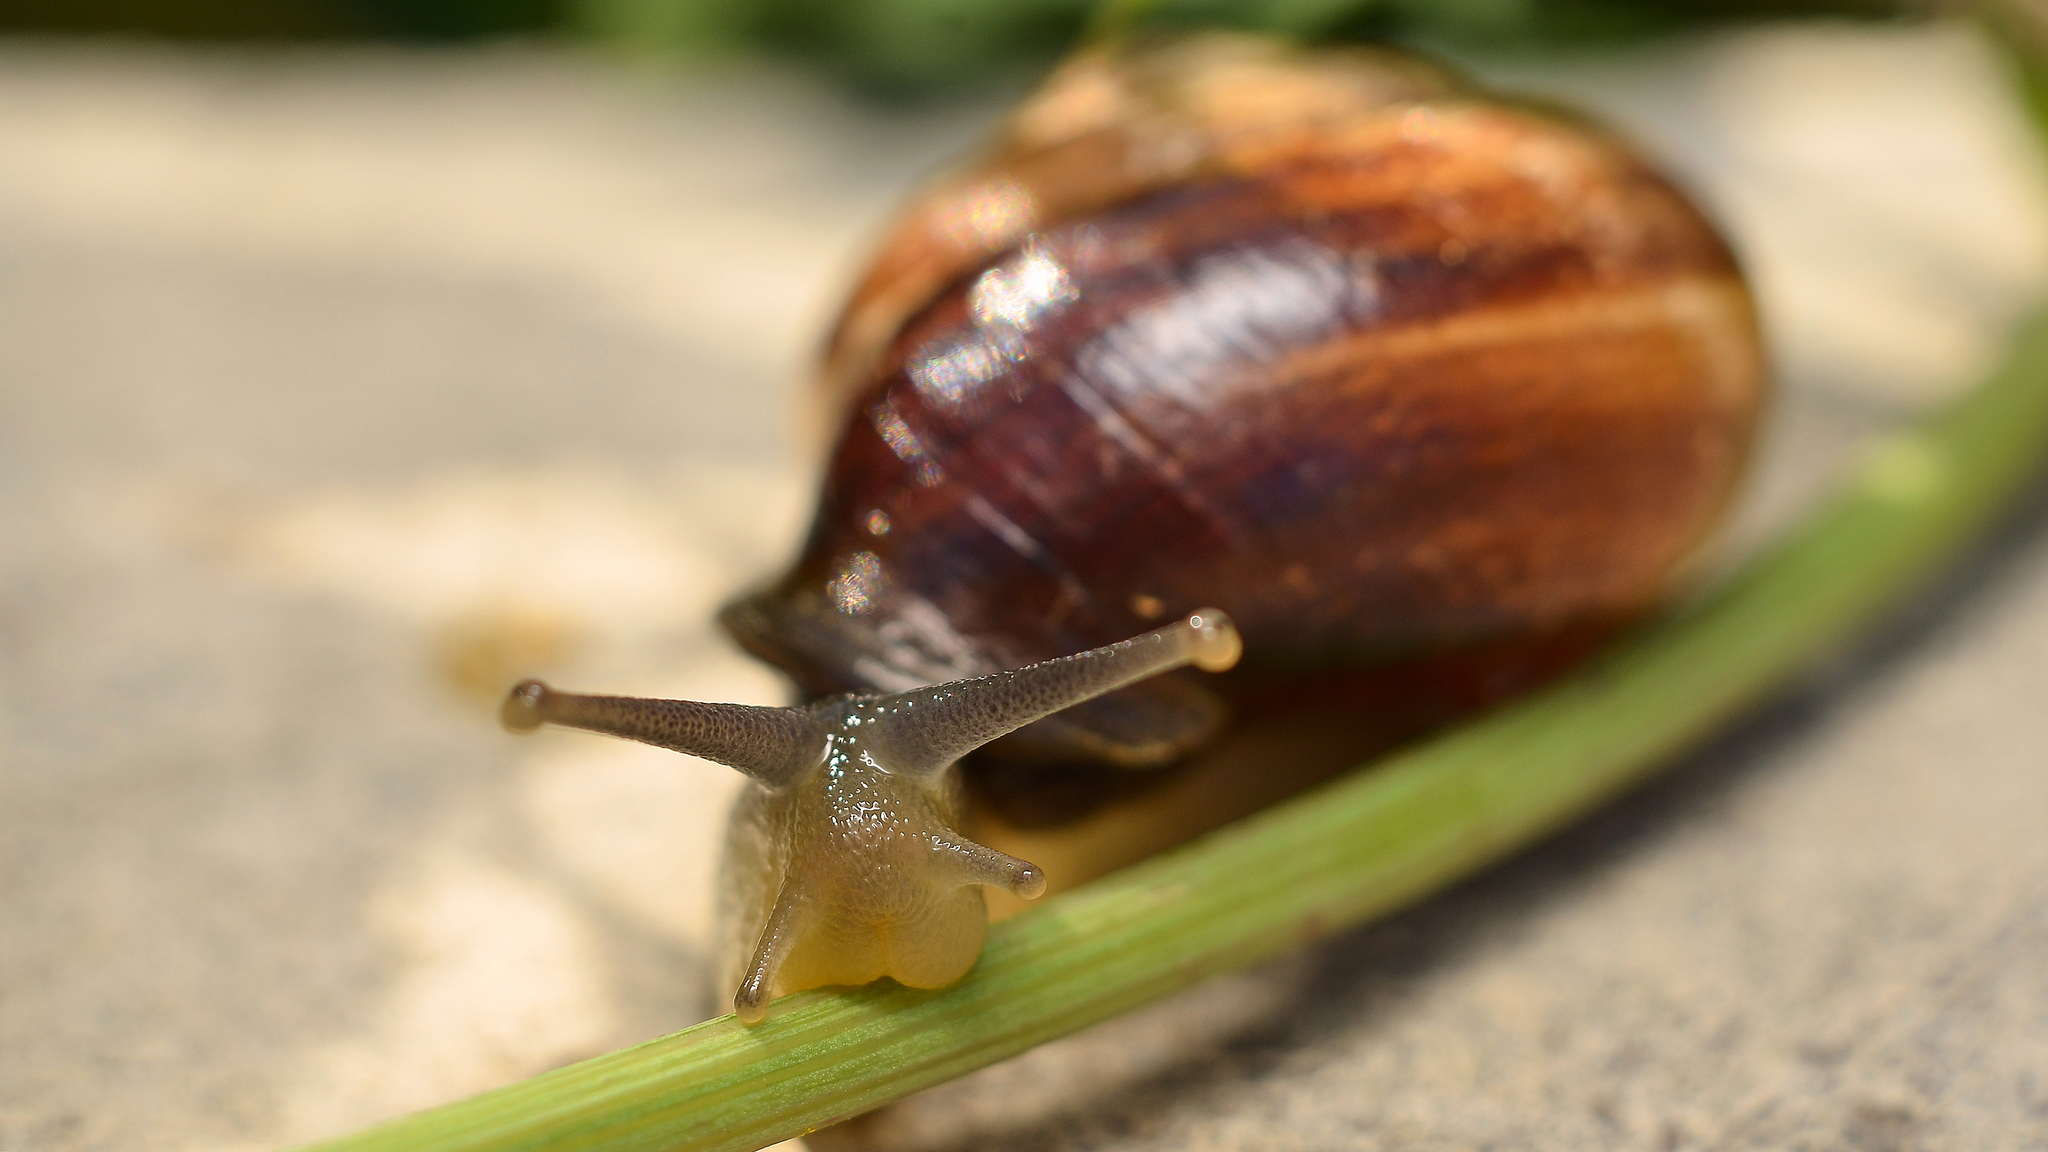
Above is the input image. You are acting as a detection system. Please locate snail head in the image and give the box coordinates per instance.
[501,609,1241,1021]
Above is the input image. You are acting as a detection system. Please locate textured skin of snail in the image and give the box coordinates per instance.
[505,612,1243,1021]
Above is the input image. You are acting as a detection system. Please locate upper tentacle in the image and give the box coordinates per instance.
[501,680,826,789]
[854,609,1242,782]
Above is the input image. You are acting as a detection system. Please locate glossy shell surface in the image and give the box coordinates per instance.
[726,35,1766,760]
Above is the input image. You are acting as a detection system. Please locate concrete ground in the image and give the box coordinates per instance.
[2,21,2046,1152]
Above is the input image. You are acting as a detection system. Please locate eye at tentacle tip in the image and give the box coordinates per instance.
[1183,608,1242,672]
[500,678,550,732]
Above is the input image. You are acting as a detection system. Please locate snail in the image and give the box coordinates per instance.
[503,32,1766,1024]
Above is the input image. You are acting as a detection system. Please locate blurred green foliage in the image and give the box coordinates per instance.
[0,0,1904,92]
[662,0,1903,94]
[0,0,554,40]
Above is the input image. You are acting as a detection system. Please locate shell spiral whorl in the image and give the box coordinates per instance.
[724,33,1765,772]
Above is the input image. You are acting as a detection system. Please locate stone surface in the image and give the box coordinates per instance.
[2,22,2047,1152]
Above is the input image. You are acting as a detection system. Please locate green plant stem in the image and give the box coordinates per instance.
[299,276,2048,1152]
[300,43,2048,1152]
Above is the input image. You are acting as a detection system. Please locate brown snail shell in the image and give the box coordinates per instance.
[722,32,1768,793]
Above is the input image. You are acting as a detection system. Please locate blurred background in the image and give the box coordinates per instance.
[5,3,2048,1151]
[0,0,1912,93]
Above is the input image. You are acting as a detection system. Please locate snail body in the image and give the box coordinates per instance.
[505,610,1241,1021]
[505,34,1766,1023]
